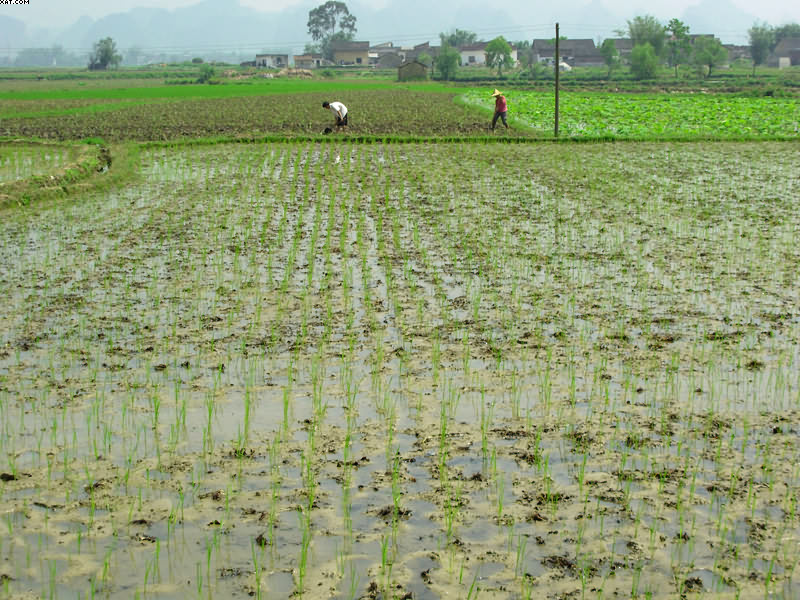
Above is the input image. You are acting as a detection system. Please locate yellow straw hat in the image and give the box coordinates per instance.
[491,89,502,96]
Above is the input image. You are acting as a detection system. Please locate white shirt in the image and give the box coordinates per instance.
[328,101,347,118]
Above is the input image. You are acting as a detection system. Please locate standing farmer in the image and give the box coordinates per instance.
[491,89,508,130]
[322,101,348,131]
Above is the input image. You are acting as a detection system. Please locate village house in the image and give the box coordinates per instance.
[724,44,751,62]
[533,39,603,67]
[458,42,518,67]
[331,41,369,66]
[376,53,403,68]
[255,53,289,68]
[404,42,439,62]
[611,38,633,63]
[369,42,399,66]
[292,53,328,68]
[769,37,800,68]
[398,60,428,81]
[459,43,488,66]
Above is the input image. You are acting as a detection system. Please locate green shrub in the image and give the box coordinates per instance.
[630,43,659,80]
[197,64,215,84]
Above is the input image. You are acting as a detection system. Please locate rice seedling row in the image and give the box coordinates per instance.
[0,141,798,599]
[0,143,83,184]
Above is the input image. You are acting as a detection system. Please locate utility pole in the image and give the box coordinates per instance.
[555,22,560,138]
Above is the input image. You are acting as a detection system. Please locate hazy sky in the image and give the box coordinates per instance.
[7,0,799,31]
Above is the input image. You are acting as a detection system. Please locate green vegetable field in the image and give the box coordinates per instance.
[463,89,800,139]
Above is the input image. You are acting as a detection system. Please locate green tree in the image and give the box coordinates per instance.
[197,64,214,83]
[599,38,620,77]
[625,15,666,57]
[485,36,513,76]
[630,43,659,79]
[417,51,434,77]
[692,36,727,78]
[513,40,538,77]
[307,1,357,61]
[439,29,477,48]
[88,37,121,70]
[529,62,546,80]
[435,44,460,80]
[514,40,531,53]
[666,18,691,77]
[749,23,775,75]
[774,23,800,47]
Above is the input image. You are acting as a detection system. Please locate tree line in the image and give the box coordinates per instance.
[303,3,800,81]
[600,16,800,79]
[749,23,800,74]
[598,16,731,80]
[12,0,799,78]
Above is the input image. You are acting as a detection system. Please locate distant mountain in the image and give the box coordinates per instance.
[8,0,764,64]
[53,16,97,51]
[351,0,517,45]
[349,0,617,46]
[0,15,30,51]
[17,0,305,60]
[71,0,298,54]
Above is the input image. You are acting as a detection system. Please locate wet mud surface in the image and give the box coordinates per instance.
[0,142,85,185]
[1,142,799,598]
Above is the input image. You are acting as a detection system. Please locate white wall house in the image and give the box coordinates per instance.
[459,43,487,66]
[255,54,289,68]
[458,43,518,66]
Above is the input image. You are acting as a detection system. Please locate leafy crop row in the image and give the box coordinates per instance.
[463,89,800,139]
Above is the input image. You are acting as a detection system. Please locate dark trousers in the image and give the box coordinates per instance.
[492,110,508,129]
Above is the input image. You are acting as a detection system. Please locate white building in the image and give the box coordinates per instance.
[255,54,289,68]
[458,43,518,66]
[459,43,488,66]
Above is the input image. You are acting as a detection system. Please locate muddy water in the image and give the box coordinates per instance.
[0,142,80,185]
[1,142,799,599]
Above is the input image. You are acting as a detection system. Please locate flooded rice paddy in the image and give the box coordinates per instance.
[0,141,799,599]
[0,143,83,185]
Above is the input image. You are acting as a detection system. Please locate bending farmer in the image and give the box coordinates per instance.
[322,101,348,131]
[491,89,508,130]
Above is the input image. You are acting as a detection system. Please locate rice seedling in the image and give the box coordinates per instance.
[0,138,797,599]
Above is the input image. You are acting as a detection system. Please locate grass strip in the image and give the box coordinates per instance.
[0,140,139,210]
